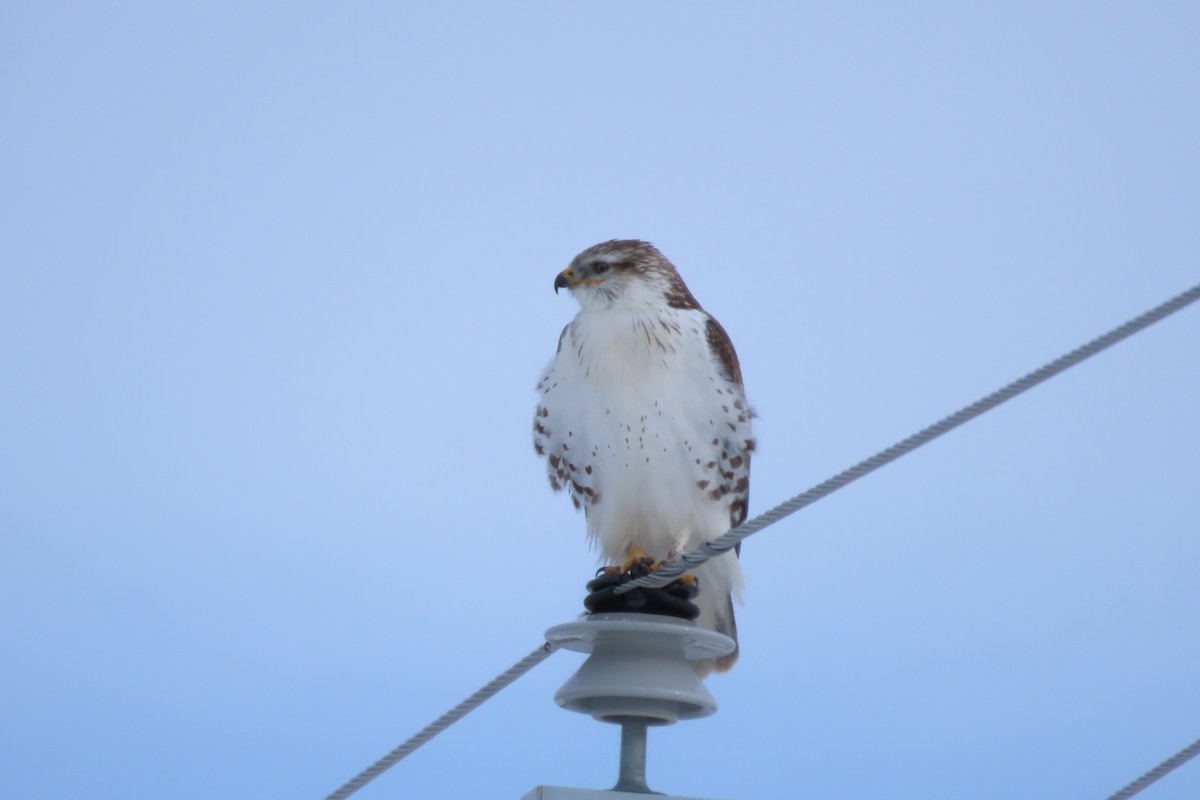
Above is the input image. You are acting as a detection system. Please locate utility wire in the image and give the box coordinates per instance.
[322,643,558,800]
[615,280,1200,593]
[322,280,1200,798]
[1106,736,1200,800]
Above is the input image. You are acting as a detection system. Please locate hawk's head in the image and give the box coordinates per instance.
[554,239,700,311]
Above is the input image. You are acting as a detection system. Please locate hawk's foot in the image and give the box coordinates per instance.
[599,545,660,578]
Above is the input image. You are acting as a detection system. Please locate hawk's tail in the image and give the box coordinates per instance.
[690,551,742,677]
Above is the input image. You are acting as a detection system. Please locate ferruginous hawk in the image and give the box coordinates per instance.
[534,240,754,675]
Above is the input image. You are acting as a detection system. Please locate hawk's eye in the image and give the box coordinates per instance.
[591,261,609,274]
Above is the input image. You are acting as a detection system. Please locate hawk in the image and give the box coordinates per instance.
[534,240,754,675]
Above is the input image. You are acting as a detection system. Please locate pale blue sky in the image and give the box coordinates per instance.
[3,3,1199,799]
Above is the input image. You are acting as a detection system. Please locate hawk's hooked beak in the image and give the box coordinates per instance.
[555,265,603,293]
[554,267,574,294]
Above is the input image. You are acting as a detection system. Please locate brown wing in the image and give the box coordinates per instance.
[705,315,743,387]
[703,313,751,674]
[704,314,753,540]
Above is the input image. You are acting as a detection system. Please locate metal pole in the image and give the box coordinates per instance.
[612,717,654,794]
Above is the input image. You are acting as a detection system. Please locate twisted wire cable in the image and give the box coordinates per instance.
[615,280,1200,593]
[321,280,1199,799]
[323,643,558,800]
[1106,735,1200,800]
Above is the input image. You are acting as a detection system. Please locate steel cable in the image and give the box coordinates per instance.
[1106,735,1200,800]
[322,280,1200,798]
[322,643,558,800]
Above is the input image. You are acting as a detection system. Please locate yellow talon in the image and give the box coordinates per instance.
[602,545,661,576]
